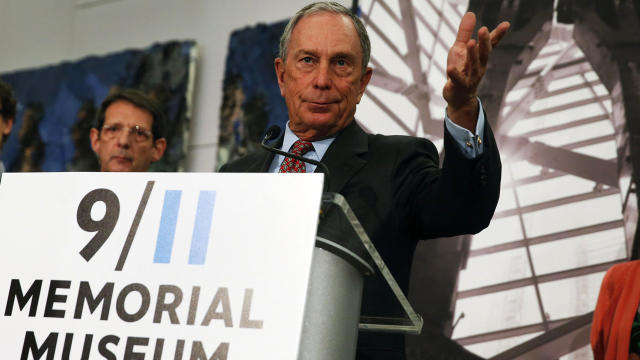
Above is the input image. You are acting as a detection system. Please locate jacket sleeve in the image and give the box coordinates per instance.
[393,118,501,240]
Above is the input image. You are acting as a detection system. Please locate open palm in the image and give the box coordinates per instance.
[443,12,510,130]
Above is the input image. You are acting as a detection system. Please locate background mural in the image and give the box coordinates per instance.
[0,40,197,172]
[217,20,288,167]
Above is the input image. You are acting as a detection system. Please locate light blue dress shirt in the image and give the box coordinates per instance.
[267,127,335,173]
[444,99,486,159]
[269,100,487,172]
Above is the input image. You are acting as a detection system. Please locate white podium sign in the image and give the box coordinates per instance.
[0,172,323,360]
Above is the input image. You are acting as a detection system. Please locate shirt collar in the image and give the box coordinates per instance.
[282,122,334,160]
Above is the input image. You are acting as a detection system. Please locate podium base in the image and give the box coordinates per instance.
[298,245,365,360]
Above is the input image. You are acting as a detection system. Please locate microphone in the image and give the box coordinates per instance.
[260,125,331,192]
[262,125,282,144]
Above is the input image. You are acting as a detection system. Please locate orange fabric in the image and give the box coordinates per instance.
[591,261,640,360]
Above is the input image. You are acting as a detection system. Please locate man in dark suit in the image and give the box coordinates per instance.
[220,2,509,359]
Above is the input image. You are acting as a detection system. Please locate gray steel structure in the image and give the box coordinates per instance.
[356,0,640,358]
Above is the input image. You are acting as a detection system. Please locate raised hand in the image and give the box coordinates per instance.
[443,12,510,131]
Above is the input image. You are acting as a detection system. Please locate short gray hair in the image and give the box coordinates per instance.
[278,2,371,72]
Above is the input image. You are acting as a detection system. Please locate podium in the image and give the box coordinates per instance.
[0,173,421,359]
[299,192,423,360]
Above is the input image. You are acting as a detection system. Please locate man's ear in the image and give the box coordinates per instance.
[89,128,100,153]
[2,117,13,136]
[356,67,373,104]
[151,137,167,163]
[274,58,286,97]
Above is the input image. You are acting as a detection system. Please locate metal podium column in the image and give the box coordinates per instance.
[299,242,372,360]
[297,193,423,360]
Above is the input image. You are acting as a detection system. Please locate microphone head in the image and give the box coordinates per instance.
[263,125,282,143]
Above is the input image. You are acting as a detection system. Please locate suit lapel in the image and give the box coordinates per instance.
[317,120,368,193]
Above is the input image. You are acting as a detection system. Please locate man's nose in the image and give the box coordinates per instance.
[313,62,332,90]
[116,128,131,147]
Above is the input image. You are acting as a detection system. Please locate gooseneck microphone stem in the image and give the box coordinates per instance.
[260,125,331,193]
[259,142,332,178]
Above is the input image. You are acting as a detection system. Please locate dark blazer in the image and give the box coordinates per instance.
[219,119,501,358]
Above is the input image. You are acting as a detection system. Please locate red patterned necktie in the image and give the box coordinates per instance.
[279,140,314,173]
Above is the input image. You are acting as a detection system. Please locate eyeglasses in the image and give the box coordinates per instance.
[101,124,153,142]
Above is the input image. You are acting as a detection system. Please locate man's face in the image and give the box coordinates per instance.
[0,113,13,149]
[275,12,372,141]
[90,100,166,172]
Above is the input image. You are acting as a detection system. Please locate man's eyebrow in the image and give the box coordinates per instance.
[292,49,357,61]
[292,49,319,57]
[102,121,123,127]
[332,52,357,60]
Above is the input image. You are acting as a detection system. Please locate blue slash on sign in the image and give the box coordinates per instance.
[153,190,182,263]
[189,191,216,265]
[153,190,216,265]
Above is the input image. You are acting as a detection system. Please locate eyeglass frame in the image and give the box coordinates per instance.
[100,124,154,143]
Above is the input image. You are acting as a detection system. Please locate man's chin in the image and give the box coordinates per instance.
[104,159,134,172]
[291,118,350,141]
[104,165,133,172]
[299,113,342,128]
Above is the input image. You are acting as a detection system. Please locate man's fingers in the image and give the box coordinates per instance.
[489,21,511,47]
[455,12,476,44]
[478,26,490,67]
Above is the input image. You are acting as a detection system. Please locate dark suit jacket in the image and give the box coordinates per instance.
[219,119,501,358]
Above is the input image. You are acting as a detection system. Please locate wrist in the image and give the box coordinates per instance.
[447,98,479,132]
